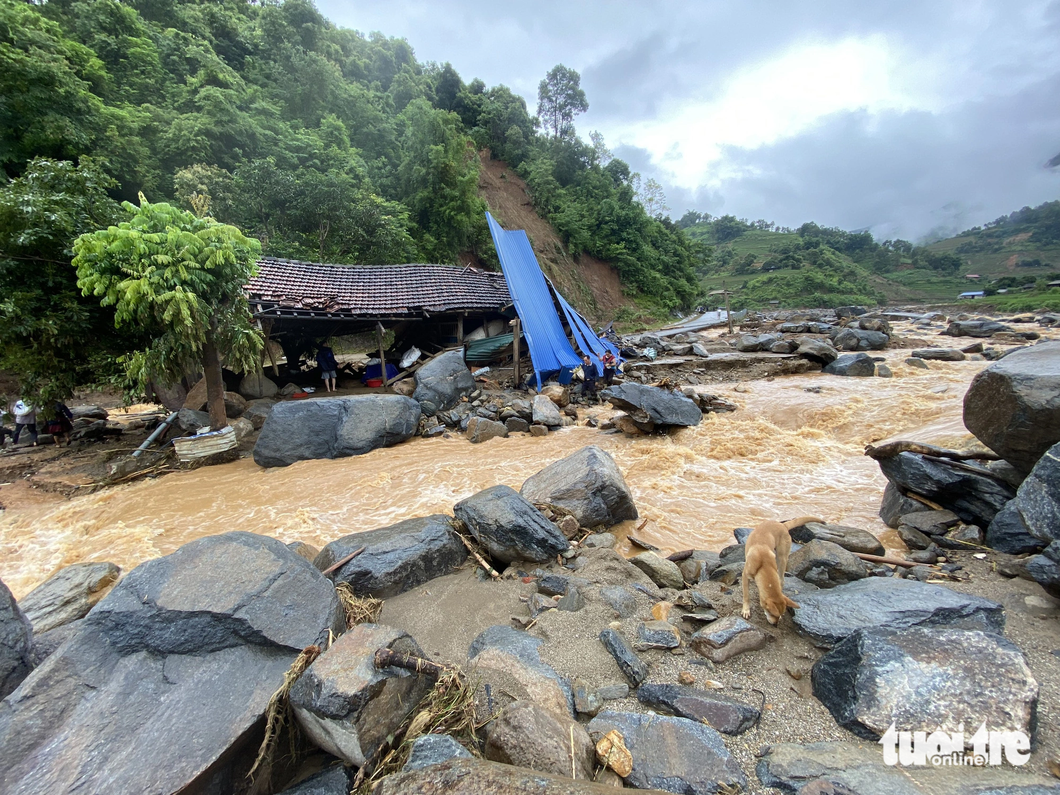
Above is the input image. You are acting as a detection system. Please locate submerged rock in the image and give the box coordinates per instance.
[600,383,702,431]
[17,562,120,635]
[454,485,569,564]
[792,576,1004,646]
[812,627,1038,740]
[314,515,467,598]
[823,352,877,377]
[412,350,475,416]
[963,340,1060,474]
[520,445,638,528]
[254,395,421,467]
[290,623,433,767]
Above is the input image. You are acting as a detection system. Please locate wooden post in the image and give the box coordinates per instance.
[261,320,280,377]
[376,322,388,392]
[483,316,490,338]
[725,290,733,334]
[457,313,464,343]
[510,318,521,387]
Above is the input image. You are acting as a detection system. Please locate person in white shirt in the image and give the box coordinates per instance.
[12,399,37,446]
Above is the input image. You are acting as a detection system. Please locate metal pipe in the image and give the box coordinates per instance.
[131,411,178,457]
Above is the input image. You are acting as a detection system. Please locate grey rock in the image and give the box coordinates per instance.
[812,627,1038,740]
[911,348,966,361]
[792,576,1004,646]
[598,683,629,700]
[905,357,930,369]
[756,741,926,795]
[836,306,868,318]
[573,679,604,716]
[599,627,648,686]
[18,562,120,635]
[291,623,433,767]
[587,710,747,793]
[832,328,888,351]
[790,523,884,556]
[788,539,869,588]
[737,334,764,352]
[278,766,352,794]
[897,524,932,550]
[582,532,617,549]
[600,383,702,431]
[636,620,681,649]
[485,700,594,779]
[1024,542,1060,598]
[466,416,508,443]
[770,339,798,354]
[879,483,927,529]
[797,339,839,365]
[690,615,771,663]
[600,585,637,617]
[454,485,569,564]
[631,552,685,589]
[986,440,1060,553]
[254,395,421,467]
[287,540,319,561]
[403,734,472,772]
[468,626,573,718]
[876,364,893,378]
[374,757,648,794]
[528,593,558,618]
[532,395,563,427]
[823,353,877,377]
[238,371,279,400]
[412,350,475,416]
[175,407,210,432]
[964,341,1060,474]
[899,509,961,535]
[637,683,760,735]
[937,523,986,550]
[505,417,530,433]
[878,452,1016,528]
[0,533,344,795]
[70,405,107,421]
[243,399,275,430]
[537,573,570,597]
[556,589,586,612]
[222,390,248,418]
[314,515,467,598]
[0,578,33,700]
[944,320,1012,337]
[520,445,638,528]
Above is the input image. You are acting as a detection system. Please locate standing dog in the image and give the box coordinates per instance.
[741,516,823,625]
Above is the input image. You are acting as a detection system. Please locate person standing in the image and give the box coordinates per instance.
[42,402,74,446]
[581,354,599,404]
[12,399,37,446]
[317,344,338,393]
[601,350,618,385]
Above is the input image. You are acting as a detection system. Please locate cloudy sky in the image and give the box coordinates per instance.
[317,0,1060,241]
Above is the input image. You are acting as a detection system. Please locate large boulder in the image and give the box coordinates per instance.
[877,452,1016,528]
[831,328,889,351]
[812,627,1038,740]
[465,416,508,443]
[17,562,120,634]
[374,758,656,794]
[467,626,573,719]
[911,348,966,361]
[520,445,638,528]
[963,341,1060,474]
[290,623,433,767]
[1023,542,1060,598]
[792,577,1004,647]
[239,370,279,400]
[601,383,702,432]
[412,350,475,416]
[823,353,877,377]
[254,395,421,467]
[314,515,468,598]
[878,482,928,528]
[454,485,569,564]
[586,710,747,794]
[485,700,595,778]
[789,522,884,556]
[943,319,1012,337]
[0,578,33,700]
[986,440,1060,553]
[796,339,839,365]
[786,539,869,588]
[532,395,563,427]
[0,532,344,795]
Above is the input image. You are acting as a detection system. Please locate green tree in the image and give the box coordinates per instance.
[537,64,588,140]
[73,199,262,429]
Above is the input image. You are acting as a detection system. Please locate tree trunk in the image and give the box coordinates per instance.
[203,318,228,430]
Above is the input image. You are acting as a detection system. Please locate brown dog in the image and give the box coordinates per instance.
[741,516,824,625]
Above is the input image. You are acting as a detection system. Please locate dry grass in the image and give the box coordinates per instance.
[335,583,383,626]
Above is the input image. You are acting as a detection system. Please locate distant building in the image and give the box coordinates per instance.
[964,274,982,280]
[959,291,985,299]
[1049,280,1060,288]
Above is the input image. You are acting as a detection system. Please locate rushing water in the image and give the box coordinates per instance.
[0,349,992,599]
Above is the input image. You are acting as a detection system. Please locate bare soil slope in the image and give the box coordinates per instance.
[476,154,633,323]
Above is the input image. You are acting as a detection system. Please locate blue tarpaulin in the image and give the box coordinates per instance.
[552,285,622,363]
[487,212,582,388]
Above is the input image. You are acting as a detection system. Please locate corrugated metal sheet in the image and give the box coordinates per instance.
[553,286,622,363]
[246,258,511,316]
[486,213,581,388]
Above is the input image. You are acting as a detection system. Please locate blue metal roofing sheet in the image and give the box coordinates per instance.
[486,212,581,388]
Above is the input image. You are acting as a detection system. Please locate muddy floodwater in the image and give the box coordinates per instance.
[0,351,991,599]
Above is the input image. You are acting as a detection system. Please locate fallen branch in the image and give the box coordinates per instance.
[374,648,452,678]
[628,535,659,553]
[865,441,1001,462]
[906,492,945,511]
[854,552,920,569]
[321,547,365,577]
[458,533,500,579]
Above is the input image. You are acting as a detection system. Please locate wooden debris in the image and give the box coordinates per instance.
[321,546,365,577]
[457,533,500,579]
[864,440,1001,462]
[373,648,451,678]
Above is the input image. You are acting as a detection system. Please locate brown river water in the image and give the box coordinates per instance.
[0,351,990,599]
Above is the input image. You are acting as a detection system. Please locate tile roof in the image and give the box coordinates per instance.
[246,257,511,316]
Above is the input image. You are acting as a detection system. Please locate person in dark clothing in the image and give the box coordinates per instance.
[42,402,74,446]
[317,344,338,393]
[601,350,618,385]
[581,354,599,403]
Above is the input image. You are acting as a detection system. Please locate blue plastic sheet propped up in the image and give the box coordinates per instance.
[551,285,622,364]
[486,212,581,389]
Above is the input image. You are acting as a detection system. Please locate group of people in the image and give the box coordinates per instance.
[2,400,74,448]
[579,349,618,403]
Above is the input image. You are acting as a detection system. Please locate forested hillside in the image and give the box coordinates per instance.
[0,0,702,401]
